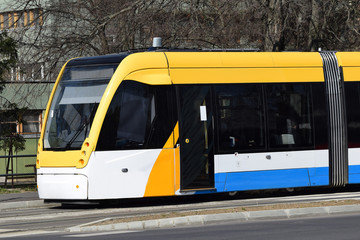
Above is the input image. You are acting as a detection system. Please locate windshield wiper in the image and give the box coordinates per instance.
[65,104,97,150]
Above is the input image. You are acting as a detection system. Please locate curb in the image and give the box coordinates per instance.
[67,204,360,232]
[0,200,57,210]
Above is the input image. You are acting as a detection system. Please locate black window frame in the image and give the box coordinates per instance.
[214,83,266,154]
[265,82,315,151]
[213,82,319,155]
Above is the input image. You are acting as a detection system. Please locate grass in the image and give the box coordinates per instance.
[0,184,37,194]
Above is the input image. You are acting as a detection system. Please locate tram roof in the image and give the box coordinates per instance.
[66,50,360,69]
[63,51,360,84]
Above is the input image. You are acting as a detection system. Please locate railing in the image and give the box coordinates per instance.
[0,154,37,187]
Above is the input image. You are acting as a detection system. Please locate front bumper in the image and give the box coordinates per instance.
[37,173,88,200]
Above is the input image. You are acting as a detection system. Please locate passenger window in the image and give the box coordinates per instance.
[345,82,360,148]
[266,83,313,149]
[312,83,328,149]
[215,84,265,152]
[96,81,175,151]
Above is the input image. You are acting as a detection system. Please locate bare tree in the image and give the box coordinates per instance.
[5,0,360,80]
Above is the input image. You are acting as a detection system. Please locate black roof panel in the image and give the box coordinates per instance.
[66,53,130,67]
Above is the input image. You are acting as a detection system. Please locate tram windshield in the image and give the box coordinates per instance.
[44,64,118,150]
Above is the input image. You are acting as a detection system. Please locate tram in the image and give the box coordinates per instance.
[36,47,360,201]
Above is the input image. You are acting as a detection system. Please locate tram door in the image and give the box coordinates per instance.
[177,85,214,190]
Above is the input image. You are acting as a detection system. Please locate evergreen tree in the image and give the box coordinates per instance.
[0,32,25,156]
[0,32,17,93]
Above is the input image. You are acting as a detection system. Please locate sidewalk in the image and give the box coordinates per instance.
[0,191,39,203]
[0,191,48,210]
[67,204,360,232]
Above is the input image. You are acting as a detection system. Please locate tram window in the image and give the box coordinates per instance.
[345,82,360,148]
[146,85,176,148]
[312,83,328,149]
[97,81,174,151]
[266,83,313,149]
[215,84,265,152]
[116,82,151,146]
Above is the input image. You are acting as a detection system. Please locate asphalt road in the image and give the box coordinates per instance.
[2,186,360,238]
[4,212,360,240]
[1,189,360,231]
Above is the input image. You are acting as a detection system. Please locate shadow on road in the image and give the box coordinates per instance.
[52,184,360,210]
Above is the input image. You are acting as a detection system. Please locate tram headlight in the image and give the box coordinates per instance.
[76,138,94,168]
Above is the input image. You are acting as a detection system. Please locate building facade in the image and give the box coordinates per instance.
[0,0,54,177]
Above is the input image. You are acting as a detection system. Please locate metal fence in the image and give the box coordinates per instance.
[0,154,37,187]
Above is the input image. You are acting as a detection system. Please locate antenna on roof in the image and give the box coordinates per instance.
[152,37,162,48]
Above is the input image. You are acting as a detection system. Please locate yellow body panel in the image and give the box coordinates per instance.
[336,52,360,82]
[175,146,180,192]
[38,150,80,168]
[165,52,323,68]
[124,69,171,85]
[342,67,360,82]
[144,148,175,197]
[270,52,323,67]
[169,67,324,84]
[166,52,324,84]
[336,52,360,67]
